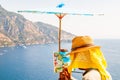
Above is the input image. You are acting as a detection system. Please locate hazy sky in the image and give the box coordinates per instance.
[0,0,120,39]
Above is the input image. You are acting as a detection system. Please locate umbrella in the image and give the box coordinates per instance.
[18,2,104,52]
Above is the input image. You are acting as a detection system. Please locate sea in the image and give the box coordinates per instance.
[0,39,120,80]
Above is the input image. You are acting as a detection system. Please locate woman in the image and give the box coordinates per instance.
[67,36,112,80]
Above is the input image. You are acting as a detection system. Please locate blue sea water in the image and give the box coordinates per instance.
[0,39,120,80]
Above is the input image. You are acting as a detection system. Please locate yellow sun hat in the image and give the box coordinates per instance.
[71,36,99,51]
[68,36,111,80]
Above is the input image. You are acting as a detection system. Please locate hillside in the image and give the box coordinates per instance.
[0,5,75,47]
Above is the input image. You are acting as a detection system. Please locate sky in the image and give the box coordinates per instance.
[0,0,120,39]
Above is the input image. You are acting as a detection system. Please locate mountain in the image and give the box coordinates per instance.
[0,5,75,47]
[34,22,75,42]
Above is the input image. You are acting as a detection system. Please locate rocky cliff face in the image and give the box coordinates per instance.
[0,5,75,47]
[0,33,15,47]
[34,22,75,43]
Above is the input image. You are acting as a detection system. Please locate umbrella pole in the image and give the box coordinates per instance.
[55,13,66,52]
[58,18,62,52]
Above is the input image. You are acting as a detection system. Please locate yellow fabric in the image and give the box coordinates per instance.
[67,47,111,80]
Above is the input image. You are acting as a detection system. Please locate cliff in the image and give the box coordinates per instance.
[0,5,75,47]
